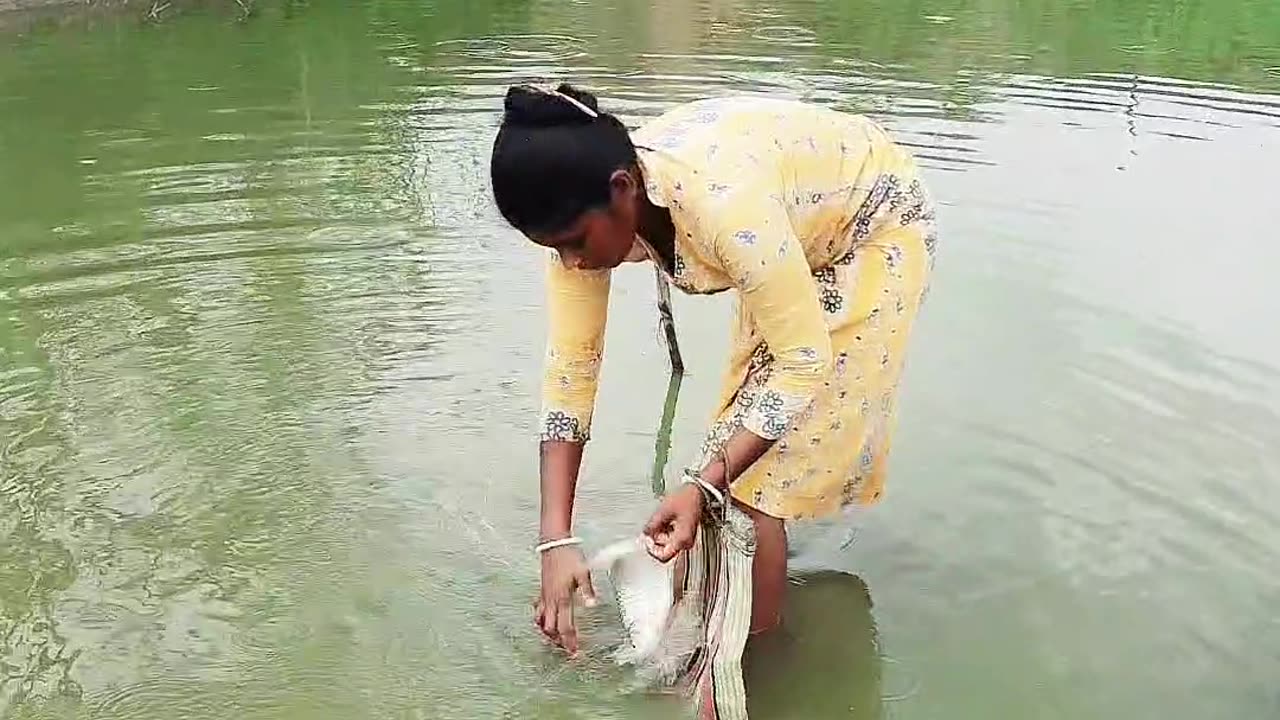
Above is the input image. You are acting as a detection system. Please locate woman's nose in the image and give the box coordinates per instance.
[558,249,584,270]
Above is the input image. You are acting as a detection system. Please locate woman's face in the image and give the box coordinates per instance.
[532,169,640,271]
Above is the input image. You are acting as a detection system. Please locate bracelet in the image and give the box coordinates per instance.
[535,536,583,555]
[681,470,726,509]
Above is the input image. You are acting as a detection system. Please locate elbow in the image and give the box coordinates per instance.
[783,340,834,383]
[814,341,834,375]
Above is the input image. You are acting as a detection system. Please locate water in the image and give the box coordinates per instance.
[2,0,1278,717]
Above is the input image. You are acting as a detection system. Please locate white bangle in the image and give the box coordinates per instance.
[681,471,726,508]
[535,536,583,555]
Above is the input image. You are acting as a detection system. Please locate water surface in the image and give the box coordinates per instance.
[2,0,1279,718]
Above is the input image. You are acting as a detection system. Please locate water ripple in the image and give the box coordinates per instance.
[434,33,591,63]
[2,0,1279,717]
[752,25,819,45]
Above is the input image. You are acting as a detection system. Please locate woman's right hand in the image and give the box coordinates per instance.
[534,545,597,655]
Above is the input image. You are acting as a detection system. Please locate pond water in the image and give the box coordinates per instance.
[2,0,1279,718]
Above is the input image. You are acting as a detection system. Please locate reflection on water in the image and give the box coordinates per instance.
[745,571,883,719]
[2,0,1279,718]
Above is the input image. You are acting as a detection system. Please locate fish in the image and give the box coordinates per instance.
[590,506,756,719]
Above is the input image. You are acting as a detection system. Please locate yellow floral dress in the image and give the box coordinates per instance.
[540,96,937,520]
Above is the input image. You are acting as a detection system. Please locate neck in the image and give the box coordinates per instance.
[633,166,676,271]
[639,201,676,273]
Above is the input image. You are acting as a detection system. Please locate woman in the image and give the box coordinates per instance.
[490,84,937,656]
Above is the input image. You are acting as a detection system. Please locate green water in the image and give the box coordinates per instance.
[2,0,1279,717]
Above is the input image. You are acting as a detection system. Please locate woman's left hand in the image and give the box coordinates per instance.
[642,484,705,563]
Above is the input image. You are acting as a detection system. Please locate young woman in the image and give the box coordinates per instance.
[490,84,937,656]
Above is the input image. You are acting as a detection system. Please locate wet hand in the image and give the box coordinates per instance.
[642,484,705,563]
[533,545,597,655]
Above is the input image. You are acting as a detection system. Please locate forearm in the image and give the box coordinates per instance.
[697,426,776,491]
[539,440,586,539]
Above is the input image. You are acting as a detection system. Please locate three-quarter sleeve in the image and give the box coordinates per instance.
[711,194,833,439]
[539,251,611,442]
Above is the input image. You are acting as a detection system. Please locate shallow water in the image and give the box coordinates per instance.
[2,0,1279,718]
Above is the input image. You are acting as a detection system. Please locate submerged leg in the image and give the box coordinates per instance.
[740,503,787,635]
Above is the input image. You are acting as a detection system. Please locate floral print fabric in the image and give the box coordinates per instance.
[693,201,936,518]
[539,96,936,519]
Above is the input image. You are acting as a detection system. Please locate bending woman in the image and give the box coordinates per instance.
[490,85,937,655]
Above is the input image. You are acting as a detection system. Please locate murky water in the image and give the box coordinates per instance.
[2,0,1279,718]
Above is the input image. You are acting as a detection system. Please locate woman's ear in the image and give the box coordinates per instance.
[608,168,637,203]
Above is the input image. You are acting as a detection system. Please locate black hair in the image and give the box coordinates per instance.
[490,84,637,235]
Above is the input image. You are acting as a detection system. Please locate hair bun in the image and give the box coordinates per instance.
[503,83,601,128]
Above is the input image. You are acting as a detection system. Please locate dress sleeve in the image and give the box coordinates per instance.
[711,193,833,440]
[539,251,611,442]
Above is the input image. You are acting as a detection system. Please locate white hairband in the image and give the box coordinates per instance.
[530,84,599,119]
